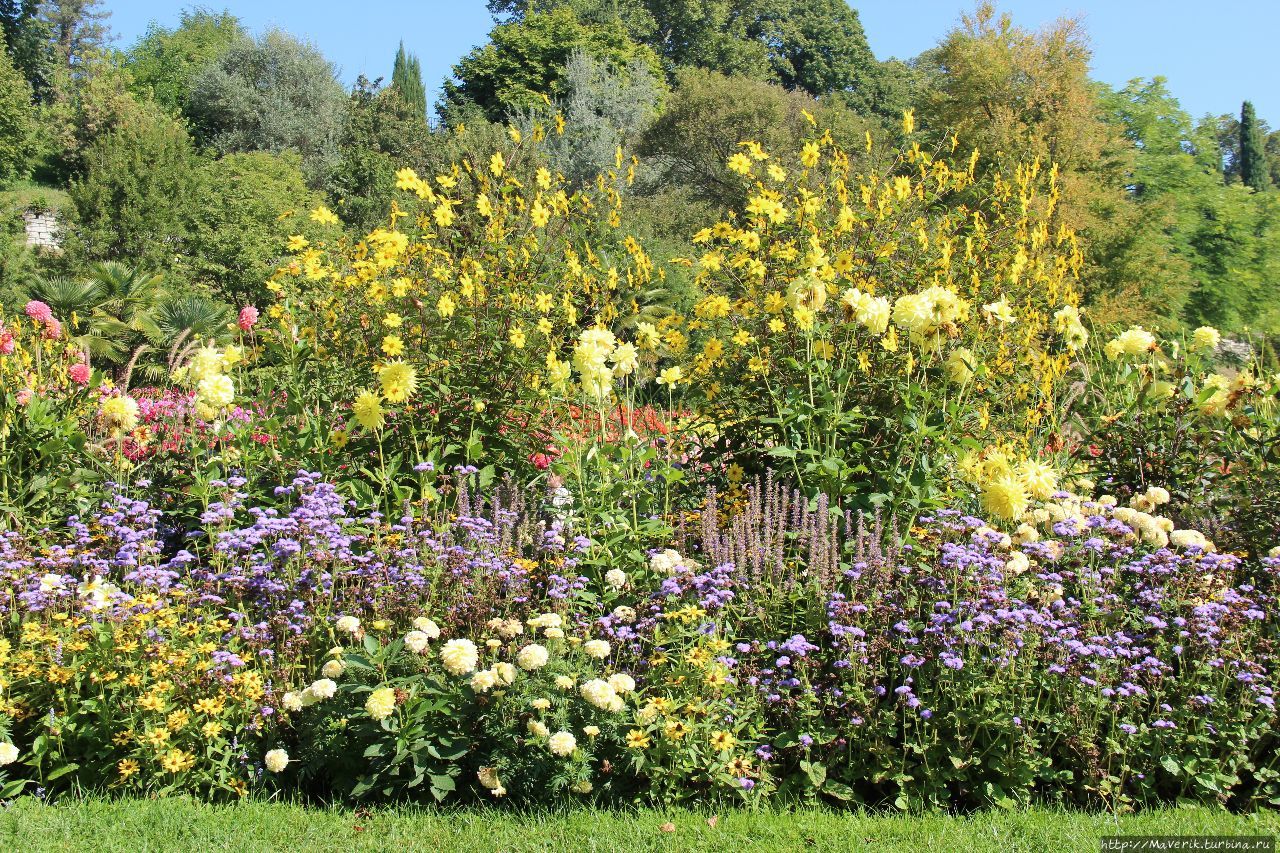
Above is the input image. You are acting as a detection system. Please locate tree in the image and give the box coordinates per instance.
[636,67,874,213]
[125,9,246,114]
[0,0,52,99]
[390,41,426,122]
[329,75,432,231]
[0,43,36,185]
[919,5,1163,323]
[39,0,110,79]
[515,49,663,188]
[1104,78,1280,331]
[66,106,198,269]
[1239,101,1271,191]
[179,150,324,306]
[442,7,664,123]
[185,28,347,187]
[487,1,886,113]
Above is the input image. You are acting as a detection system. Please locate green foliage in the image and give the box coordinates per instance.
[328,76,432,232]
[185,28,347,187]
[1105,79,1280,331]
[0,44,36,187]
[64,106,197,270]
[516,49,664,188]
[486,0,884,112]
[390,41,426,123]
[125,9,246,114]
[0,0,53,100]
[180,151,322,307]
[635,68,873,213]
[1240,100,1272,191]
[442,8,663,124]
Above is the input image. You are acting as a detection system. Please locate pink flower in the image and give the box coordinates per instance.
[238,306,260,331]
[69,362,90,386]
[0,329,13,355]
[42,318,62,339]
[15,388,33,406]
[530,452,551,470]
[24,300,52,324]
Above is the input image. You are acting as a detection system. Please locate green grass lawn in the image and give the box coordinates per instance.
[0,178,69,214]
[0,799,1276,853]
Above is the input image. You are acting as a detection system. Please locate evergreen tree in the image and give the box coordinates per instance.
[0,0,52,99]
[1240,100,1271,191]
[39,0,110,71]
[390,41,426,121]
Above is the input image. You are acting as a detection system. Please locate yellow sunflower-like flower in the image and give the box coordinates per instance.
[352,390,384,431]
[379,361,418,403]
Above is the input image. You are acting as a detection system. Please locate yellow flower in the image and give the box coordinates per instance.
[536,167,552,189]
[727,152,753,175]
[381,335,405,357]
[160,748,195,774]
[626,729,650,749]
[982,476,1030,522]
[902,109,915,135]
[767,164,787,182]
[437,293,457,319]
[383,312,403,328]
[490,151,505,177]
[509,327,526,348]
[710,730,737,751]
[310,205,339,226]
[530,200,551,227]
[378,361,418,403]
[945,348,975,384]
[287,234,309,252]
[366,687,397,720]
[201,721,224,739]
[801,141,820,168]
[117,758,140,779]
[352,390,384,431]
[433,202,455,228]
[1190,326,1221,353]
[138,692,165,713]
[166,710,190,732]
[476,193,493,218]
[663,719,689,740]
[657,366,683,387]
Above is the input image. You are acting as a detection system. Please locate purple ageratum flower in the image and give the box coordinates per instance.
[739,778,755,791]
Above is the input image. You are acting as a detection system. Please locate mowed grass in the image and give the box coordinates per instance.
[0,799,1277,853]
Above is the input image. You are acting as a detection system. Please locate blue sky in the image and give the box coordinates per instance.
[107,1,1279,123]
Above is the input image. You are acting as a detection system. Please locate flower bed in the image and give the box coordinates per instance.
[0,472,1274,811]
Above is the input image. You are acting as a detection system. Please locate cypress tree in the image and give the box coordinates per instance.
[391,41,426,121]
[1239,100,1271,190]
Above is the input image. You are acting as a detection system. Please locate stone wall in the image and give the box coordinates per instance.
[21,211,61,251]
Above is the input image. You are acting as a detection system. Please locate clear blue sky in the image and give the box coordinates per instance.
[107,0,1279,123]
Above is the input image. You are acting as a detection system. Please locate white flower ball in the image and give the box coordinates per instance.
[335,615,361,634]
[309,678,337,700]
[282,691,303,712]
[0,742,18,765]
[404,630,431,654]
[516,643,550,671]
[440,638,480,675]
[264,748,289,773]
[321,659,345,679]
[470,669,498,693]
[412,617,441,639]
[583,639,611,659]
[604,568,627,589]
[607,673,635,694]
[493,661,516,685]
[580,678,619,711]
[548,731,577,756]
